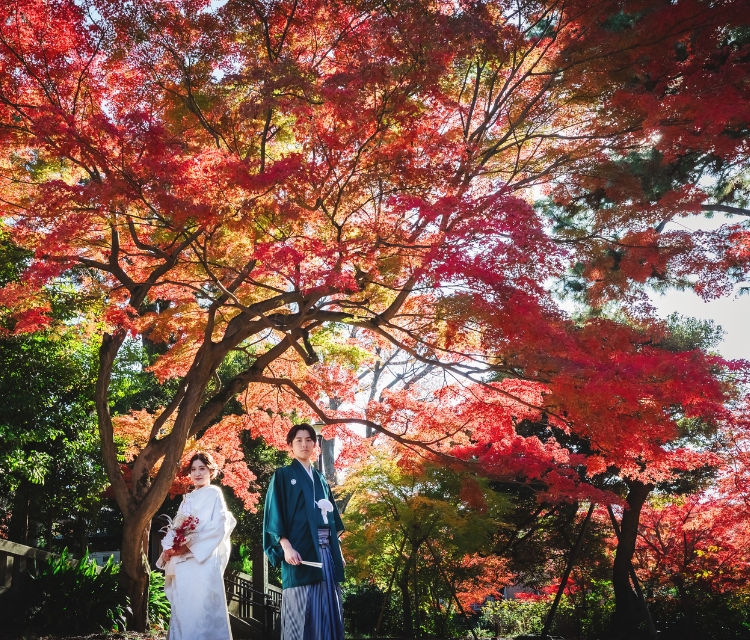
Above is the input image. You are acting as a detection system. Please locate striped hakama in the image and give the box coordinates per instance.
[280,528,344,640]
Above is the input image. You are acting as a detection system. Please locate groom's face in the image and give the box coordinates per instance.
[291,431,315,463]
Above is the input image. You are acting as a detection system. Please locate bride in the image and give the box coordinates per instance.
[157,452,237,640]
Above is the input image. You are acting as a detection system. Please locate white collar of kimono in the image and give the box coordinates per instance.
[295,460,334,524]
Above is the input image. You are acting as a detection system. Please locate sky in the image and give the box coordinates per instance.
[650,212,749,361]
[650,288,749,361]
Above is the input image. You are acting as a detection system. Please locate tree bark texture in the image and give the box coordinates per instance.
[607,505,658,640]
[321,436,336,485]
[611,480,653,639]
[322,396,341,485]
[120,518,152,631]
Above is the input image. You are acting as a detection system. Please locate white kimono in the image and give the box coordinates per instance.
[157,484,237,640]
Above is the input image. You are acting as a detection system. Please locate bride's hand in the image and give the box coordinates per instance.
[163,546,188,559]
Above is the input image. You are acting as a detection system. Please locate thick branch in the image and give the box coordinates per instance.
[95,330,134,516]
[188,337,295,437]
[701,203,750,217]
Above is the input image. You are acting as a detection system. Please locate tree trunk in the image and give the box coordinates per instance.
[322,397,341,485]
[120,516,151,631]
[92,286,299,630]
[672,575,698,640]
[321,436,336,485]
[8,479,31,545]
[611,480,653,639]
[541,502,595,640]
[399,557,414,637]
[607,505,658,640]
[413,550,420,637]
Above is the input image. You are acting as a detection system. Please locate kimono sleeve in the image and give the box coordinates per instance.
[186,487,236,563]
[263,470,286,568]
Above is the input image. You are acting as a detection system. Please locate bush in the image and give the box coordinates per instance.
[149,569,171,630]
[649,586,750,640]
[343,581,388,636]
[343,581,402,637]
[15,548,129,635]
[480,597,550,637]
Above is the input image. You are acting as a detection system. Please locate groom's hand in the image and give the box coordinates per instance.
[280,538,302,565]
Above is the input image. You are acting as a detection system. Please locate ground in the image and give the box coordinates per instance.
[18,634,167,640]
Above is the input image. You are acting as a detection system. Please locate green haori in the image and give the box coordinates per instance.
[263,458,345,589]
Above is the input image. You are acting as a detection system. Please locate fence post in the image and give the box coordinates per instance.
[0,552,9,589]
[252,544,268,622]
[10,555,26,592]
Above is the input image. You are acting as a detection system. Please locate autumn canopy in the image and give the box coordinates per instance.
[0,0,749,634]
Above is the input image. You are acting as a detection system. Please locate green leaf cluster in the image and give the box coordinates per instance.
[0,549,129,637]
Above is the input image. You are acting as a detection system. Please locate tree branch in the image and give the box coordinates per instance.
[701,203,750,217]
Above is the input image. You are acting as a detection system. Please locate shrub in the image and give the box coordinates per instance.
[23,548,129,635]
[343,581,402,637]
[649,585,750,640]
[480,597,549,637]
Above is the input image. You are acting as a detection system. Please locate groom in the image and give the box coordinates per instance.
[263,423,346,640]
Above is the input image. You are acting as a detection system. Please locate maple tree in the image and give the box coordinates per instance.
[626,404,750,639]
[634,493,750,640]
[1,0,749,629]
[341,455,510,637]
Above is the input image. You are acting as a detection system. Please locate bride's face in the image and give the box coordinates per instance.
[191,460,211,488]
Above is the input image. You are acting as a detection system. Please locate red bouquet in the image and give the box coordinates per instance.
[160,514,200,553]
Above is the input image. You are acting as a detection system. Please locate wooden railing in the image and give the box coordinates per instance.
[0,539,109,594]
[0,538,92,594]
[224,570,281,638]
[224,544,282,639]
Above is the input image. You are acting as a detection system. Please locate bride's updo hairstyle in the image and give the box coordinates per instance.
[187,451,220,480]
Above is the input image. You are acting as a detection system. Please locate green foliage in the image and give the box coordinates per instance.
[342,455,509,637]
[479,597,552,636]
[478,587,614,640]
[0,328,107,547]
[16,549,129,635]
[660,313,724,353]
[649,585,750,640]
[0,235,109,547]
[342,581,391,637]
[148,569,171,630]
[0,232,31,288]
